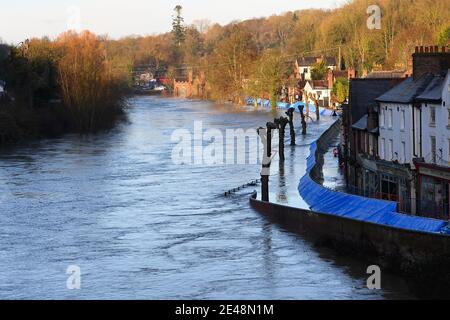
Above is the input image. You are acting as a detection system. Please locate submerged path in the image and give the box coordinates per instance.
[0,96,413,299]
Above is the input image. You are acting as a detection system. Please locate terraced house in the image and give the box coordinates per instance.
[343,46,450,218]
[376,46,450,216]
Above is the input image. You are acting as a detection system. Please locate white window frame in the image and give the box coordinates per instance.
[388,109,393,128]
[401,141,406,163]
[430,106,436,126]
[448,139,450,162]
[388,139,393,160]
[401,110,405,130]
[447,108,450,127]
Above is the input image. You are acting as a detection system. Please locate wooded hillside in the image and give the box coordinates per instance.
[105,0,449,102]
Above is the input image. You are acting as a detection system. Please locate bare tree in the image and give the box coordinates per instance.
[192,19,212,34]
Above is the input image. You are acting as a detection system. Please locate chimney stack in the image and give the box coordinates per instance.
[347,68,356,79]
[327,70,334,89]
[413,44,450,80]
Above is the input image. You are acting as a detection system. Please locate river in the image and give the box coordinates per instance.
[0,96,413,299]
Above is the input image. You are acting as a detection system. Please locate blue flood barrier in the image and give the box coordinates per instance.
[299,133,448,234]
[245,98,334,116]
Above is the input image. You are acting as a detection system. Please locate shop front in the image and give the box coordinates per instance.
[414,161,450,218]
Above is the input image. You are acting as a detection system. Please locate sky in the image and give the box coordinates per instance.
[0,0,345,44]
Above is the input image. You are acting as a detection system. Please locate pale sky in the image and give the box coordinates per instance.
[0,0,345,44]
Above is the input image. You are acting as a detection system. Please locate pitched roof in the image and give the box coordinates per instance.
[349,78,403,125]
[297,56,336,67]
[366,70,407,79]
[352,114,368,130]
[415,73,447,103]
[297,80,307,89]
[332,70,348,79]
[375,74,434,104]
[310,80,329,89]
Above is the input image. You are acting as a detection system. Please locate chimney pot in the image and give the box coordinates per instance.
[415,46,419,53]
[425,47,429,53]
[443,46,447,53]
[419,46,424,53]
[429,46,434,53]
[434,45,439,53]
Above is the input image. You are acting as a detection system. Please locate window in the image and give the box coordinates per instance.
[369,136,374,156]
[389,139,393,160]
[431,136,436,163]
[430,107,436,125]
[380,109,385,127]
[388,109,393,128]
[447,109,450,126]
[402,141,406,163]
[448,139,450,161]
[380,138,385,159]
[401,110,405,130]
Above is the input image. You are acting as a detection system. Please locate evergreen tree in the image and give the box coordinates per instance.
[310,60,328,80]
[172,5,186,47]
[332,77,349,104]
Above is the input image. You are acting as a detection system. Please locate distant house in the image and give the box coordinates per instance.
[302,80,331,108]
[287,67,356,107]
[294,56,337,81]
[365,70,410,79]
[173,71,208,99]
[139,72,153,84]
[342,77,404,199]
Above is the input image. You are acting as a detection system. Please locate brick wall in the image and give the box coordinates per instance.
[413,46,450,80]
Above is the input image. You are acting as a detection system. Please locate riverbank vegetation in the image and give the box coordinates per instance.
[0,31,129,145]
[104,0,449,104]
[0,0,449,145]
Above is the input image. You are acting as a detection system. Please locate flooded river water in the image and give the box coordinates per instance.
[0,96,413,299]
